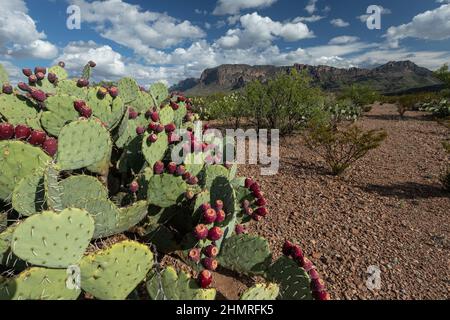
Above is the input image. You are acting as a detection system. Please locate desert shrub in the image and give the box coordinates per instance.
[435,64,450,89]
[304,117,387,175]
[421,99,450,118]
[338,84,380,112]
[326,97,361,124]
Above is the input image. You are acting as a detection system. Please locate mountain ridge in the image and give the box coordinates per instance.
[170,61,444,96]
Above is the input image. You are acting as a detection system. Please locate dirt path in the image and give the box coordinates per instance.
[240,103,450,300]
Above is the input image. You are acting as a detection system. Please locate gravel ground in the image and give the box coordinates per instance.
[240,104,450,300]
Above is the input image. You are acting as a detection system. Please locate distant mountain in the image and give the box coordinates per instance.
[170,61,444,96]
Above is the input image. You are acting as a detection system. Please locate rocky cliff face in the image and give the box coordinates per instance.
[170,61,444,96]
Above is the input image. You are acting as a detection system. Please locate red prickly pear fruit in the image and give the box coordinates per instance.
[136,126,145,135]
[58,61,65,68]
[108,87,119,98]
[145,109,153,119]
[182,172,192,181]
[0,123,15,140]
[202,257,218,271]
[47,72,57,84]
[148,122,158,132]
[208,226,223,241]
[129,181,139,193]
[282,241,294,256]
[148,133,158,143]
[42,137,58,156]
[128,108,138,119]
[204,245,219,258]
[291,245,303,262]
[198,270,213,289]
[309,268,320,280]
[155,124,164,133]
[28,75,37,84]
[28,130,47,146]
[215,200,224,211]
[193,224,208,240]
[170,101,179,110]
[200,203,211,212]
[168,132,180,144]
[167,162,177,174]
[176,165,186,176]
[97,87,108,98]
[34,67,46,75]
[255,207,268,217]
[150,112,159,122]
[22,68,33,77]
[250,183,260,193]
[235,224,246,235]
[203,208,217,224]
[2,84,13,94]
[252,189,263,199]
[35,72,45,81]
[88,60,96,68]
[77,78,89,87]
[165,123,176,133]
[255,197,267,206]
[311,278,326,292]
[244,207,253,216]
[302,257,314,272]
[30,90,47,102]
[187,176,199,185]
[73,100,86,112]
[14,124,31,140]
[252,214,263,222]
[215,210,226,223]
[153,161,164,174]
[80,106,92,118]
[188,248,201,263]
[244,178,254,188]
[313,290,330,301]
[18,82,30,92]
[185,190,195,200]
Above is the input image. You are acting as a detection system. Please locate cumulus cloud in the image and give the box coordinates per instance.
[216,12,314,49]
[213,0,277,15]
[305,0,318,14]
[0,0,58,59]
[386,4,450,48]
[330,18,350,27]
[328,36,360,45]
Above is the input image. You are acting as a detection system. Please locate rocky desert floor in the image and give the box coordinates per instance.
[239,103,449,300]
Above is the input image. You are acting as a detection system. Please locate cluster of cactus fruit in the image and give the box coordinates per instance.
[0,61,328,300]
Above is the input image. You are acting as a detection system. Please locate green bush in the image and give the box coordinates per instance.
[326,97,361,124]
[421,99,450,118]
[338,84,380,112]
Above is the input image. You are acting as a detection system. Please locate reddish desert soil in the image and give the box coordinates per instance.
[240,103,450,300]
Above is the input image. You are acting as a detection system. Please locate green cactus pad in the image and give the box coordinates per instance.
[48,65,68,80]
[147,174,187,208]
[117,136,145,173]
[146,266,216,300]
[11,208,95,268]
[31,79,57,95]
[130,91,153,113]
[26,115,43,130]
[0,213,6,232]
[44,164,64,212]
[79,240,153,300]
[142,131,168,168]
[57,119,112,171]
[149,83,168,107]
[117,201,148,234]
[57,80,87,100]
[87,88,125,130]
[184,152,205,177]
[210,177,237,246]
[114,113,148,148]
[159,106,174,125]
[266,256,313,300]
[0,64,8,88]
[203,165,230,190]
[240,283,280,300]
[173,103,187,127]
[40,94,80,137]
[0,94,38,125]
[0,267,81,300]
[12,172,46,216]
[218,234,272,275]
[118,77,140,104]
[0,141,51,200]
[82,63,92,80]
[60,175,108,206]
[0,225,15,265]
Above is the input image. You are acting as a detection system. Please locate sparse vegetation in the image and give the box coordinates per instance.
[338,84,380,112]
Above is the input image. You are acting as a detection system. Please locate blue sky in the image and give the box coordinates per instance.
[1,0,450,85]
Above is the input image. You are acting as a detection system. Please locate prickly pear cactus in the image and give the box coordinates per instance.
[240,283,280,300]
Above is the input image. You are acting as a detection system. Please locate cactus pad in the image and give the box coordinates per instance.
[266,256,313,300]
[0,64,8,88]
[48,65,68,80]
[147,174,187,208]
[142,131,168,168]
[12,172,46,216]
[218,234,272,275]
[87,88,125,130]
[173,103,187,127]
[57,80,87,100]
[0,141,50,200]
[203,165,230,190]
[11,208,95,268]
[0,267,81,300]
[149,83,168,107]
[240,283,280,300]
[60,175,108,206]
[131,91,153,113]
[159,106,175,126]
[41,94,80,137]
[146,266,216,300]
[57,119,112,171]
[0,94,38,126]
[79,240,153,300]
[118,77,139,103]
[116,201,148,234]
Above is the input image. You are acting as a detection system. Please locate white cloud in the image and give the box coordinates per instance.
[293,15,325,23]
[330,18,350,27]
[71,0,205,52]
[216,12,314,49]
[386,4,450,48]
[0,0,58,59]
[357,6,391,22]
[329,36,360,45]
[213,0,277,15]
[305,0,318,14]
